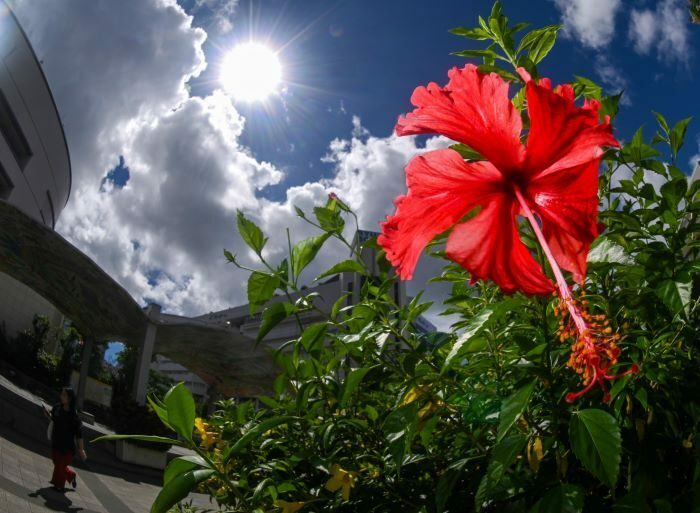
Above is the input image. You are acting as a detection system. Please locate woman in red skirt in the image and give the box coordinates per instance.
[44,387,87,492]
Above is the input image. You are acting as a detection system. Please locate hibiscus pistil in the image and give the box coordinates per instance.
[514,187,638,402]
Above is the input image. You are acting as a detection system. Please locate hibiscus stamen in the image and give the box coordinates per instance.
[513,187,637,402]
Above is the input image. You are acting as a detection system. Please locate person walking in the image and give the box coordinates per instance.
[43,387,87,492]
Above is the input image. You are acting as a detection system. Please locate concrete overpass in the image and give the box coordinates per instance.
[0,199,275,407]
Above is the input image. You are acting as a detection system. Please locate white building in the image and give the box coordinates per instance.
[151,355,209,403]
[0,1,71,339]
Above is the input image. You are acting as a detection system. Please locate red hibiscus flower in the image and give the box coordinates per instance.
[379,64,637,401]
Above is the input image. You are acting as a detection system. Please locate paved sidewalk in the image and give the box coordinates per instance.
[0,375,214,513]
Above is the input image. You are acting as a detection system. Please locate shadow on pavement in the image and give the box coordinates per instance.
[0,417,162,487]
[28,487,84,513]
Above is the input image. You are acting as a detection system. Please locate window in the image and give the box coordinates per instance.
[0,161,12,199]
[0,88,32,169]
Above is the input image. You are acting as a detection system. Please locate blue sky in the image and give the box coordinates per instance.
[14,0,699,339]
[182,0,699,201]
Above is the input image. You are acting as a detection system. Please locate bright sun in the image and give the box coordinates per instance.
[220,43,282,102]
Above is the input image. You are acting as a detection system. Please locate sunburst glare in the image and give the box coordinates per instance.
[220,42,282,102]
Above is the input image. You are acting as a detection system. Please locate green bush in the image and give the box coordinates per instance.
[100,3,699,512]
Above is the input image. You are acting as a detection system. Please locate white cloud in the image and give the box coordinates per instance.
[9,0,458,332]
[553,0,622,49]
[628,9,656,54]
[594,55,631,105]
[690,135,700,175]
[628,0,691,64]
[192,0,238,34]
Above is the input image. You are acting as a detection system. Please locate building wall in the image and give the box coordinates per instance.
[151,354,209,401]
[0,2,71,340]
[0,3,70,224]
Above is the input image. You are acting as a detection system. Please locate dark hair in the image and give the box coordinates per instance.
[61,387,77,414]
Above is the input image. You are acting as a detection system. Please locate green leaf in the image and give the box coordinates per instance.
[150,469,215,513]
[339,366,375,407]
[587,238,633,265]
[147,395,174,431]
[450,143,484,161]
[449,26,490,40]
[224,416,296,461]
[291,233,330,280]
[315,259,365,281]
[655,279,692,317]
[529,484,584,513]
[452,48,500,60]
[247,271,280,315]
[669,117,692,158]
[257,302,297,343]
[92,434,182,446]
[445,308,496,366]
[600,93,622,120]
[517,25,560,54]
[475,434,527,510]
[223,249,237,264]
[165,383,196,442]
[299,322,327,353]
[660,177,688,210]
[164,455,209,485]
[572,75,602,100]
[497,382,535,442]
[314,206,345,233]
[236,210,267,254]
[569,409,621,488]
[653,111,670,135]
[528,29,557,64]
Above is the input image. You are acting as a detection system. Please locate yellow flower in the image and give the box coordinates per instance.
[325,464,358,501]
[527,437,544,473]
[401,384,429,406]
[275,500,305,513]
[194,417,206,435]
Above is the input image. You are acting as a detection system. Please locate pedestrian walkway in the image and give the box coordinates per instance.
[0,375,213,513]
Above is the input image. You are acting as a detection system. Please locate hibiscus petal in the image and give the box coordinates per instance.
[524,78,619,177]
[527,159,602,283]
[446,194,555,295]
[378,149,503,280]
[395,64,525,175]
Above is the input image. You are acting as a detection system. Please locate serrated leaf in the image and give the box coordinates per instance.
[497,382,535,442]
[476,434,527,510]
[669,117,692,158]
[529,484,584,513]
[528,29,557,64]
[655,279,692,317]
[569,409,621,488]
[660,177,688,210]
[236,210,267,254]
[316,259,365,281]
[587,238,633,265]
[257,302,297,343]
[449,26,490,40]
[291,233,330,280]
[314,206,345,233]
[247,271,280,314]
